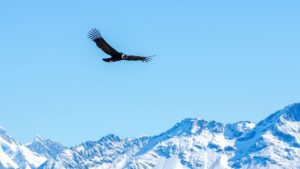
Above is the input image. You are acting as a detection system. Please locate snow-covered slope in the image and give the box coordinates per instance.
[1,103,300,169]
[0,128,46,169]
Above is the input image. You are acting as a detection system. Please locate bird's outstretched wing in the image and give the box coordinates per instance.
[88,28,120,56]
[125,55,153,62]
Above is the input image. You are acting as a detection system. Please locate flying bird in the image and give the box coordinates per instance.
[88,28,153,63]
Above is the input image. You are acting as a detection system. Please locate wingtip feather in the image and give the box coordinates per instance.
[88,28,102,41]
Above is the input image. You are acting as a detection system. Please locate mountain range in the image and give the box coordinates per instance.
[1,103,300,169]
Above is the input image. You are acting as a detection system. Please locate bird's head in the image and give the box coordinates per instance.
[121,53,128,59]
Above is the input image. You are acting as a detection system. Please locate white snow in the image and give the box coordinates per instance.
[0,147,18,168]
[154,156,187,169]
[20,145,47,167]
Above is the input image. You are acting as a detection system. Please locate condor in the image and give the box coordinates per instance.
[88,28,153,63]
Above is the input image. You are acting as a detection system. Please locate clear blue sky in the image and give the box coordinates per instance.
[0,1,299,146]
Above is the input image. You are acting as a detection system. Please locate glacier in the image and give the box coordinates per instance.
[1,103,300,169]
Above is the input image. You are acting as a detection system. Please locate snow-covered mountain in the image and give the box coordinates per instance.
[0,128,46,169]
[1,103,300,169]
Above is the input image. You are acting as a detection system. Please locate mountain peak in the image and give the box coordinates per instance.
[0,127,7,135]
[225,121,255,138]
[0,127,16,144]
[165,118,205,136]
[280,103,300,121]
[256,103,300,127]
[32,135,45,142]
[27,136,66,158]
[98,134,121,143]
[164,118,224,137]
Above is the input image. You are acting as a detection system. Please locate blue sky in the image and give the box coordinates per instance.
[0,1,300,146]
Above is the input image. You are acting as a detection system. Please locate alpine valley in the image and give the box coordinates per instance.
[1,103,300,169]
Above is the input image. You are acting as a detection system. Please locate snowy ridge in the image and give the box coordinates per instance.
[0,128,46,169]
[1,103,300,168]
